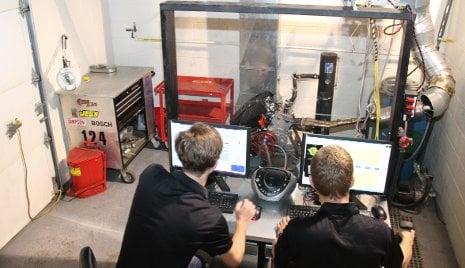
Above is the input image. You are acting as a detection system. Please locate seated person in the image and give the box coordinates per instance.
[272,145,415,268]
[117,122,257,268]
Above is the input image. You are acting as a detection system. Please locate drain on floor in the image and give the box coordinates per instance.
[389,206,423,268]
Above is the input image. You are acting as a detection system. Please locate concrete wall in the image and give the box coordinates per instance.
[423,0,465,266]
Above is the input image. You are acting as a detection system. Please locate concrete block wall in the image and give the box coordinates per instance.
[423,1,465,266]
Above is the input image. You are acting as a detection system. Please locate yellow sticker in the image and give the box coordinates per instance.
[70,167,81,176]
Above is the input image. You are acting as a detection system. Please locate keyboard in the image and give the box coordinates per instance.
[287,204,320,219]
[208,191,238,214]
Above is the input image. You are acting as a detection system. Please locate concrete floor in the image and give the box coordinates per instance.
[0,146,459,267]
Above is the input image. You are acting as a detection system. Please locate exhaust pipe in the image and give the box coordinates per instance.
[407,0,455,118]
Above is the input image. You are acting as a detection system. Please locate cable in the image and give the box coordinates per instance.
[273,144,288,170]
[379,19,398,83]
[386,0,427,91]
[383,22,403,36]
[17,129,62,221]
[370,18,381,140]
[356,23,373,137]
[407,64,420,78]
[391,163,433,209]
[406,5,427,91]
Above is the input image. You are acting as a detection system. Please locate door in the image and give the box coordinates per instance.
[0,0,55,248]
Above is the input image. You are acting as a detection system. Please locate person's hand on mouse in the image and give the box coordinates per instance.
[275,216,290,238]
[399,229,415,268]
[399,229,415,243]
[235,199,256,223]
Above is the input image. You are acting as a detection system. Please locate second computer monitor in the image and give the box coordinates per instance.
[168,119,251,178]
[299,133,393,196]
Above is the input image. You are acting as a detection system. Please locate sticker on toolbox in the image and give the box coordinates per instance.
[70,167,81,176]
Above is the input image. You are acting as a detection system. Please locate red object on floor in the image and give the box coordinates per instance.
[67,146,106,198]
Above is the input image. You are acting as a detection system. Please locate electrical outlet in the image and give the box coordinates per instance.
[6,118,22,138]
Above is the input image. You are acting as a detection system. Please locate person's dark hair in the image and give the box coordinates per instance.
[175,122,223,175]
[310,145,353,199]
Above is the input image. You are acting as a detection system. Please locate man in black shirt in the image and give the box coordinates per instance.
[272,145,415,268]
[117,122,257,267]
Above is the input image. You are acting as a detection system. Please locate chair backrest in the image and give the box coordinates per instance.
[79,246,96,268]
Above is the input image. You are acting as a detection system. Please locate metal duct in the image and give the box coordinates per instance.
[407,0,455,118]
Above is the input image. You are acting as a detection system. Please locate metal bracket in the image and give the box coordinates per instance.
[31,69,41,85]
[34,102,45,116]
[354,0,408,8]
[43,132,52,147]
[125,22,137,39]
[18,0,30,18]
[35,102,48,123]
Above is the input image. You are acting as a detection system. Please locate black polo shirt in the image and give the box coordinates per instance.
[117,164,232,268]
[274,202,403,268]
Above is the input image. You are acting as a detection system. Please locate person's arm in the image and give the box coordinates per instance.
[399,229,416,268]
[271,216,290,257]
[218,199,256,267]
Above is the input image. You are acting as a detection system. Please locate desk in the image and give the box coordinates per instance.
[220,177,391,268]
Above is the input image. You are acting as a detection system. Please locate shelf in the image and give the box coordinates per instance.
[154,75,234,142]
[179,100,232,124]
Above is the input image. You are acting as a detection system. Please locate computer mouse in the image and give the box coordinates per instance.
[399,220,414,230]
[396,221,415,242]
[371,205,387,221]
[252,206,262,221]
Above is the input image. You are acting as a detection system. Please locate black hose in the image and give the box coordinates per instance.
[391,163,433,209]
[391,117,436,209]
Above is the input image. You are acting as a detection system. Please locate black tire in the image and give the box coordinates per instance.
[119,171,135,184]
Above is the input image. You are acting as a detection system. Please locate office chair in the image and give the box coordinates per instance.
[79,246,97,268]
[189,249,212,268]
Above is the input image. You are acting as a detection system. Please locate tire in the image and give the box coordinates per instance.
[119,171,135,184]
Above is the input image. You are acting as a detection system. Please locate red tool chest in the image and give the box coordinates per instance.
[67,146,107,198]
[154,76,234,142]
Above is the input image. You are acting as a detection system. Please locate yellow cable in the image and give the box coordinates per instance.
[17,128,62,221]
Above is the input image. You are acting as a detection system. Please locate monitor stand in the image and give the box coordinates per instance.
[207,172,230,192]
[350,193,368,211]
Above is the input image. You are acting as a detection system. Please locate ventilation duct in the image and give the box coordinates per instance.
[407,0,455,118]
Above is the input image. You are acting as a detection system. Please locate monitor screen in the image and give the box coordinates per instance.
[298,133,393,195]
[168,119,251,177]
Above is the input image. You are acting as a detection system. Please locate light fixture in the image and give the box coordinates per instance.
[56,67,81,91]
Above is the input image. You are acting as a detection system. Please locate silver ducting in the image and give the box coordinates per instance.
[407,0,455,118]
[374,103,426,125]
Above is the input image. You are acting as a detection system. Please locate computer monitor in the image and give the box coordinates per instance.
[168,119,251,190]
[298,133,393,206]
